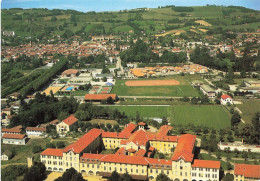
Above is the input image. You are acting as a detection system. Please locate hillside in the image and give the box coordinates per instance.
[1,5,260,39]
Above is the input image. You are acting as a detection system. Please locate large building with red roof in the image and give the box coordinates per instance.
[40,123,221,180]
[234,164,260,181]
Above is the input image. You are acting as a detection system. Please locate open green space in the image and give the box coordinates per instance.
[105,105,171,118]
[172,105,231,129]
[111,77,199,97]
[1,138,72,166]
[236,99,260,123]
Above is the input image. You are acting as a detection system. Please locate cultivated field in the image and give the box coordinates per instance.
[106,105,170,118]
[125,79,180,86]
[155,29,186,37]
[111,79,199,97]
[171,105,231,129]
[195,20,212,26]
[236,99,260,123]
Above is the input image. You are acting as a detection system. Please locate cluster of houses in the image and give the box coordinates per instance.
[42,68,115,96]
[129,64,208,78]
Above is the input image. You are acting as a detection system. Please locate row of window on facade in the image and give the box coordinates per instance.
[191,173,218,178]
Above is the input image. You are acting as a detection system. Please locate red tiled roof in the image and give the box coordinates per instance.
[26,127,46,132]
[127,148,136,153]
[50,119,59,125]
[234,164,260,178]
[2,133,26,139]
[80,153,106,161]
[192,159,220,169]
[85,94,117,101]
[134,149,146,157]
[221,94,232,100]
[62,69,79,75]
[145,158,172,166]
[63,129,102,153]
[62,115,78,126]
[100,154,148,165]
[118,123,137,139]
[171,134,196,162]
[102,132,118,138]
[115,147,126,155]
[2,128,22,133]
[41,148,63,156]
[126,129,149,146]
[138,122,147,126]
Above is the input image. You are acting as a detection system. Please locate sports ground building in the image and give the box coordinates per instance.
[41,123,221,181]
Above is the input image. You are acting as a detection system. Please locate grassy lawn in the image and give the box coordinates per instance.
[1,138,73,166]
[111,79,199,97]
[236,99,260,123]
[90,119,118,125]
[172,105,231,129]
[105,105,171,118]
[71,90,89,96]
[1,138,51,166]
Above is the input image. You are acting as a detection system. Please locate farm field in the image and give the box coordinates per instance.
[172,105,231,129]
[111,76,200,97]
[236,99,260,123]
[105,105,171,118]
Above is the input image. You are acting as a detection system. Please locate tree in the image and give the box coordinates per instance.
[46,143,55,148]
[55,167,85,181]
[108,171,120,181]
[106,123,112,129]
[203,128,209,135]
[106,97,114,104]
[231,112,241,127]
[58,112,69,121]
[156,173,172,181]
[222,173,234,181]
[2,165,28,181]
[158,153,165,159]
[32,146,42,153]
[216,151,221,159]
[24,162,46,181]
[227,162,233,170]
[120,172,132,181]
[56,141,65,148]
[227,135,234,142]
[178,127,185,134]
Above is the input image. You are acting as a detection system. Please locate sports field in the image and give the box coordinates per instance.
[111,78,199,97]
[172,105,231,129]
[106,105,171,118]
[125,79,180,86]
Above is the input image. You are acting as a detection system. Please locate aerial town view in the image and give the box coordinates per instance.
[1,0,260,180]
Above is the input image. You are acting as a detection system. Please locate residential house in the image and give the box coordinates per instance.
[56,115,79,136]
[221,94,233,105]
[200,84,216,98]
[26,127,47,137]
[1,150,12,160]
[2,134,27,145]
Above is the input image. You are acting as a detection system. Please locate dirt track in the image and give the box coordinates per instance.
[125,79,180,86]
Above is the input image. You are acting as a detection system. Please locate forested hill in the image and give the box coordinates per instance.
[1,5,260,40]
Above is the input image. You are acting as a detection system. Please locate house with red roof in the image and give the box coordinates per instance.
[61,69,79,77]
[2,133,27,145]
[26,127,47,137]
[221,94,233,105]
[56,115,78,136]
[234,164,260,181]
